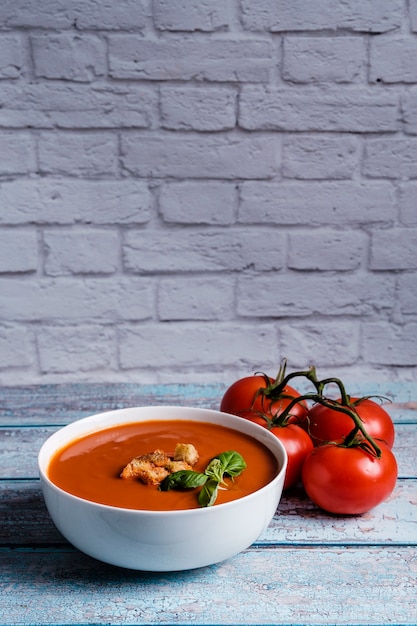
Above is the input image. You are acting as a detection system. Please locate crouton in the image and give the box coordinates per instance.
[165,460,193,473]
[173,443,199,466]
[120,442,199,486]
[120,454,170,485]
[146,449,171,467]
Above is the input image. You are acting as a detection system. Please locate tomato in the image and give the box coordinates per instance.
[268,423,314,490]
[302,442,398,514]
[244,413,270,428]
[245,416,313,490]
[306,398,395,448]
[220,375,307,424]
[220,374,312,490]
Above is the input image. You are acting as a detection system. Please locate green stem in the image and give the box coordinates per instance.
[267,392,320,426]
[264,365,320,399]
[315,377,350,405]
[257,363,383,457]
[314,396,382,458]
[266,371,382,458]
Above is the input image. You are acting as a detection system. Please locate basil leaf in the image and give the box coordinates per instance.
[157,450,247,508]
[159,470,207,492]
[198,478,219,508]
[216,451,247,477]
[204,458,224,482]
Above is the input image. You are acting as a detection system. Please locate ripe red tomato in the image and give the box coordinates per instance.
[220,375,307,424]
[220,374,312,490]
[302,442,398,514]
[268,423,314,490]
[306,398,395,448]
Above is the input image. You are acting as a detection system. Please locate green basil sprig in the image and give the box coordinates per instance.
[160,470,208,491]
[159,450,247,508]
[198,478,220,508]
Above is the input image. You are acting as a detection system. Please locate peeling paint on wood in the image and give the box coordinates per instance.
[1,547,416,625]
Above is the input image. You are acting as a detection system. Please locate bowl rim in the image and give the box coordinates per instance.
[38,405,288,517]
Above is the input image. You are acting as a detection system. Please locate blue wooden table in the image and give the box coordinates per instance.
[1,382,416,625]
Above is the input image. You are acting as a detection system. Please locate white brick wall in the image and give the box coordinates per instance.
[0,0,416,385]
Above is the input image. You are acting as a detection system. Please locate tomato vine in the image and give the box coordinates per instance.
[264,365,386,458]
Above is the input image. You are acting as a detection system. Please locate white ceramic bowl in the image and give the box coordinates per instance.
[38,406,287,571]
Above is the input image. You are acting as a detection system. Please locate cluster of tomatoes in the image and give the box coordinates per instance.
[220,365,398,515]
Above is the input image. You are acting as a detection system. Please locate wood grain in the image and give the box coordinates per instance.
[0,381,415,426]
[1,546,416,625]
[0,383,225,426]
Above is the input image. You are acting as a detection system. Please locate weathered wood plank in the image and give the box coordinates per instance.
[2,479,416,547]
[0,382,415,425]
[0,426,54,478]
[0,383,225,426]
[2,424,415,480]
[264,480,417,545]
[0,481,65,546]
[1,546,416,625]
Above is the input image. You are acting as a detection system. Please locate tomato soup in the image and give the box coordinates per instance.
[48,419,279,511]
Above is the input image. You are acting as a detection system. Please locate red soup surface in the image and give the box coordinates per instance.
[48,419,279,511]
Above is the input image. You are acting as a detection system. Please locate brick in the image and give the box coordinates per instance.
[370,228,417,270]
[123,229,284,273]
[0,0,75,28]
[364,139,417,178]
[37,325,115,373]
[159,182,236,224]
[398,274,417,315]
[154,0,230,31]
[0,82,158,129]
[0,278,153,322]
[362,323,417,366]
[283,37,365,83]
[119,322,278,369]
[73,0,148,30]
[0,131,35,175]
[0,34,24,79]
[0,0,147,30]
[239,86,398,132]
[109,36,271,82]
[401,88,417,136]
[0,230,38,273]
[0,325,35,368]
[239,181,396,225]
[160,86,236,131]
[283,135,359,179]
[241,0,402,32]
[370,36,417,83]
[158,277,235,321]
[237,274,395,318]
[399,183,417,225]
[44,229,119,276]
[0,179,152,225]
[288,230,366,271]
[280,322,359,368]
[411,0,417,32]
[121,133,278,179]
[38,132,118,176]
[32,33,106,82]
